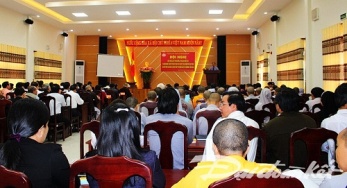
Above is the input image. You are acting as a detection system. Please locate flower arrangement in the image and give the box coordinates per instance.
[140,66,154,87]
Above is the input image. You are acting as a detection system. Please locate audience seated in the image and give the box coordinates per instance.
[66,84,84,119]
[320,128,347,188]
[255,88,272,111]
[203,91,259,162]
[263,88,316,170]
[179,88,194,119]
[85,85,100,119]
[321,83,347,133]
[192,85,206,108]
[193,90,211,116]
[10,87,26,104]
[145,87,193,169]
[193,93,221,135]
[244,86,257,100]
[26,86,39,99]
[126,97,146,134]
[0,99,70,187]
[47,84,70,129]
[301,87,324,112]
[139,91,158,116]
[173,119,278,188]
[1,81,11,99]
[316,91,338,126]
[86,102,165,188]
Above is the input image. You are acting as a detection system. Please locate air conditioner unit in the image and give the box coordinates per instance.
[240,60,251,84]
[75,60,85,83]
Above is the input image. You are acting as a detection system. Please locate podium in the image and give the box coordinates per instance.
[203,70,220,86]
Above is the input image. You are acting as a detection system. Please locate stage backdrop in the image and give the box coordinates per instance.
[117,39,213,89]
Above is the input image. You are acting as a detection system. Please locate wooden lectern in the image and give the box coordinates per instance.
[204,70,220,86]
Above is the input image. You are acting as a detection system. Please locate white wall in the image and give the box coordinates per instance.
[0,6,75,83]
[253,0,347,91]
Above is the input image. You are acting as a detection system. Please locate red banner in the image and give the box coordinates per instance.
[125,39,204,46]
[161,52,195,72]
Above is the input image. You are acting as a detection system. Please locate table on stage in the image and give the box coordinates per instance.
[163,169,190,188]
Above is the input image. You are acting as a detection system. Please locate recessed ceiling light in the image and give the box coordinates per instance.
[162,10,176,15]
[264,12,268,14]
[116,11,131,16]
[36,15,40,18]
[155,28,159,31]
[247,28,251,30]
[187,34,190,37]
[109,35,112,38]
[134,35,137,37]
[97,29,101,32]
[72,13,88,17]
[216,28,220,30]
[209,10,223,15]
[186,28,189,30]
[126,28,130,31]
[213,34,216,37]
[70,29,74,32]
[160,34,164,37]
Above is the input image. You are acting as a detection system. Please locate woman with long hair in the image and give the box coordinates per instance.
[87,102,165,188]
[0,98,70,187]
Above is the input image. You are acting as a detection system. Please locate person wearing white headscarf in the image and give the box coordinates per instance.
[255,88,272,111]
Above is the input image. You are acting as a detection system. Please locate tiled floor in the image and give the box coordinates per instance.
[57,131,92,164]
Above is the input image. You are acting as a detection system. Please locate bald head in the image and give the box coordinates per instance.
[208,93,221,105]
[213,119,248,156]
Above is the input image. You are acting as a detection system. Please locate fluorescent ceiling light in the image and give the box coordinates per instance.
[116,11,131,15]
[209,10,223,15]
[162,10,176,15]
[72,12,88,17]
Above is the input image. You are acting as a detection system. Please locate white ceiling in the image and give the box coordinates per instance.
[0,0,293,39]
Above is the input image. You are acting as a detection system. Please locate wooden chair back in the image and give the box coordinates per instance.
[245,110,275,129]
[80,92,97,121]
[139,102,157,116]
[40,96,66,143]
[208,171,303,188]
[262,103,276,115]
[245,98,259,106]
[144,121,188,169]
[69,156,152,188]
[247,126,267,162]
[5,92,15,100]
[0,99,12,118]
[178,110,188,118]
[195,110,221,135]
[290,127,337,169]
[0,117,7,143]
[312,103,322,113]
[80,121,100,159]
[0,165,31,188]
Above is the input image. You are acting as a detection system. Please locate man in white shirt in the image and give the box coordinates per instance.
[47,84,70,127]
[203,91,259,162]
[66,84,84,118]
[321,83,347,133]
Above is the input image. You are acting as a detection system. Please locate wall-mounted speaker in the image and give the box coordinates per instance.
[61,32,68,37]
[271,15,280,22]
[251,31,259,36]
[24,18,34,24]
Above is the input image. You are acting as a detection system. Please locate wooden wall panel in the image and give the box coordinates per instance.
[225,35,251,86]
[76,36,99,84]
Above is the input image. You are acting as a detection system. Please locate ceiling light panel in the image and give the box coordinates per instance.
[116,11,131,15]
[72,12,88,17]
[162,10,176,15]
[209,10,223,14]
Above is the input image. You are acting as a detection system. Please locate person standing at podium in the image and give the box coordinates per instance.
[209,62,219,71]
